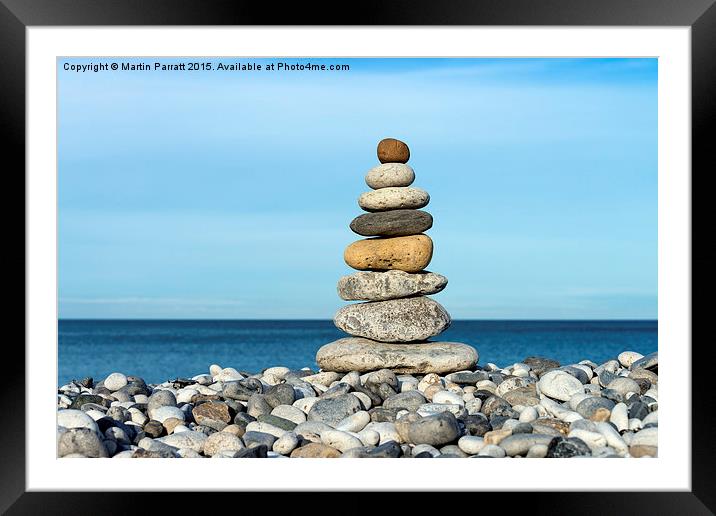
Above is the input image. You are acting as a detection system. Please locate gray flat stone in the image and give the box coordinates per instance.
[350,209,432,237]
[337,270,447,301]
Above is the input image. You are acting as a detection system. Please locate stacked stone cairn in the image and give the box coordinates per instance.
[316,138,478,375]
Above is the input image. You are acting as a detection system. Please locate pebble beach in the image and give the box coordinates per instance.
[56,350,658,459]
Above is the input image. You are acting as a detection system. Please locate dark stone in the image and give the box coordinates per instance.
[489,415,511,430]
[633,377,652,394]
[264,384,296,407]
[307,394,362,426]
[233,412,256,435]
[559,366,590,384]
[321,382,353,399]
[522,357,561,377]
[601,389,624,404]
[472,390,497,402]
[79,377,94,388]
[143,420,165,438]
[106,406,130,423]
[375,383,398,400]
[243,431,277,449]
[481,395,512,417]
[598,370,618,388]
[546,436,592,458]
[629,401,649,420]
[367,441,402,458]
[414,451,434,458]
[224,399,245,414]
[383,390,426,411]
[69,394,106,410]
[512,422,533,434]
[406,412,460,446]
[488,373,506,385]
[235,444,268,458]
[447,371,489,384]
[459,414,492,436]
[223,378,263,401]
[370,407,399,423]
[350,209,433,237]
[631,352,657,372]
[257,414,297,431]
[576,397,615,419]
[352,383,383,407]
[246,394,273,418]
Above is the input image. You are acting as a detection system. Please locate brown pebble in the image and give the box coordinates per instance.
[377,138,410,163]
[290,442,342,458]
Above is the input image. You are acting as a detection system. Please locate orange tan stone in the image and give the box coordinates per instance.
[344,234,433,273]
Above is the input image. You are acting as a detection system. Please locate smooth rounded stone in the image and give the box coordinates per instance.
[411,444,440,457]
[575,397,615,420]
[104,372,128,392]
[432,390,465,407]
[271,405,306,425]
[317,338,477,374]
[538,370,584,401]
[377,137,410,163]
[398,376,420,392]
[345,235,433,277]
[457,435,485,455]
[157,431,208,453]
[629,368,659,385]
[496,376,535,397]
[483,428,512,445]
[257,414,297,431]
[192,401,231,425]
[307,394,362,426]
[337,272,445,305]
[335,411,371,432]
[321,429,364,452]
[365,162,415,189]
[57,409,100,434]
[439,444,468,458]
[351,391,373,410]
[502,385,540,407]
[247,394,273,419]
[546,436,592,458]
[631,427,658,447]
[519,406,538,423]
[264,384,296,408]
[147,390,177,415]
[531,418,570,437]
[598,370,619,388]
[203,432,245,457]
[333,296,451,342]
[567,392,592,411]
[290,443,342,458]
[643,411,658,426]
[69,394,105,410]
[445,371,489,385]
[214,367,244,383]
[477,444,506,458]
[610,403,629,432]
[568,428,607,450]
[630,444,658,458]
[58,428,109,457]
[570,419,598,433]
[128,408,148,426]
[340,371,361,388]
[369,407,399,423]
[628,418,643,431]
[358,187,430,213]
[132,448,177,459]
[406,412,460,446]
[273,432,299,455]
[618,351,644,368]
[222,378,263,401]
[511,423,533,435]
[607,377,641,397]
[522,357,560,377]
[526,444,549,458]
[322,382,353,399]
[143,420,165,439]
[365,421,403,444]
[499,434,553,457]
[571,364,594,381]
[263,366,290,380]
[559,366,590,385]
[243,431,277,449]
[245,421,288,438]
[382,390,427,412]
[150,406,185,424]
[293,397,320,414]
[595,422,628,455]
[631,352,657,372]
[358,429,381,446]
[221,424,243,437]
[351,212,433,247]
[481,395,513,418]
[465,398,483,415]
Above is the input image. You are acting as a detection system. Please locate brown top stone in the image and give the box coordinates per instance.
[377,138,410,163]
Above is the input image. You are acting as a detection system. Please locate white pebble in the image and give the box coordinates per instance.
[458,435,485,455]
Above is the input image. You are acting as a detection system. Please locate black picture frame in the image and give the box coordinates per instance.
[3,0,711,512]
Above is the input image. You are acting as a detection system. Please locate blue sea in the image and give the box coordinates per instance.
[58,320,657,385]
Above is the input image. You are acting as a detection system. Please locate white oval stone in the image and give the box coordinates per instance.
[610,402,629,432]
[357,429,380,446]
[336,411,370,433]
[458,435,485,455]
[358,187,429,212]
[150,405,185,423]
[273,432,299,455]
[538,370,584,401]
[104,372,128,392]
[432,390,465,406]
[271,405,307,425]
[631,427,658,447]
[57,409,99,433]
[321,430,363,452]
[365,163,415,189]
[618,351,644,368]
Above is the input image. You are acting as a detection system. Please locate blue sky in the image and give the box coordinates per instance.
[58,58,657,319]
